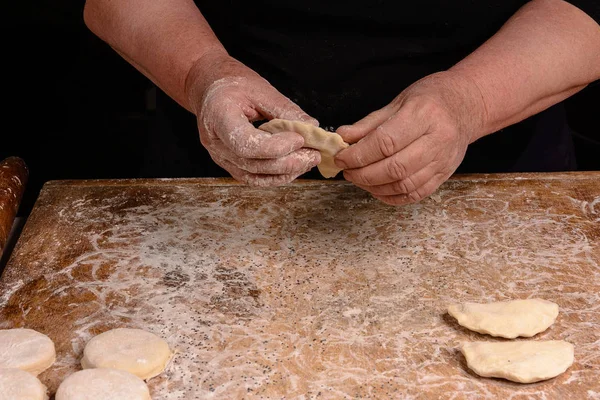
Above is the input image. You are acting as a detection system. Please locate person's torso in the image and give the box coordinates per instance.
[162,1,575,175]
[198,0,529,126]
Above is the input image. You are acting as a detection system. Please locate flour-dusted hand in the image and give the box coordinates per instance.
[184,52,321,186]
[335,72,486,205]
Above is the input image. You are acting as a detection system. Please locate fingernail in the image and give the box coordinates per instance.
[300,114,319,126]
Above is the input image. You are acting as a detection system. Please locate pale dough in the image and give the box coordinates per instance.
[0,368,48,400]
[81,328,172,380]
[0,328,56,375]
[447,298,559,338]
[55,368,151,400]
[461,340,574,383]
[258,119,349,178]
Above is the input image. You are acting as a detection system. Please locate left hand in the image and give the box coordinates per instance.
[334,71,487,205]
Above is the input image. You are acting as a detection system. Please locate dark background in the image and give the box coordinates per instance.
[4,3,600,219]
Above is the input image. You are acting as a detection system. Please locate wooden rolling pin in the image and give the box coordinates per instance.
[0,157,28,252]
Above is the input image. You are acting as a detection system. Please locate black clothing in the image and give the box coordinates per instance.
[150,0,600,178]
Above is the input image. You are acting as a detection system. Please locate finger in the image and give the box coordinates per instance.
[336,106,394,144]
[242,149,320,175]
[212,99,305,159]
[215,155,311,187]
[343,134,438,186]
[353,163,440,196]
[373,171,448,206]
[254,85,319,126]
[210,138,321,175]
[335,105,430,170]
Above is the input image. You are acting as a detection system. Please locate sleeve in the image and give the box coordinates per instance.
[565,0,600,25]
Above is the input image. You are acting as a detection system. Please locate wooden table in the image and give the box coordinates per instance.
[0,173,599,399]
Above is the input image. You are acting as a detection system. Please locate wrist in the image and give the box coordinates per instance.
[441,70,490,143]
[183,48,234,115]
[428,70,489,144]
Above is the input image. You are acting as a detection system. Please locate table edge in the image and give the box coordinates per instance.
[40,171,600,188]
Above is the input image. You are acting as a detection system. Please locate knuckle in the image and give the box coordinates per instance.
[407,190,425,203]
[394,177,415,194]
[355,170,375,187]
[239,159,260,174]
[409,185,436,203]
[387,158,409,181]
[375,128,398,157]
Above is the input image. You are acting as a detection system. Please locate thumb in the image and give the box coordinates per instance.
[336,106,394,144]
[254,84,319,127]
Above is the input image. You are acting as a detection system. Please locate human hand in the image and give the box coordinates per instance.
[334,71,486,205]
[184,51,321,186]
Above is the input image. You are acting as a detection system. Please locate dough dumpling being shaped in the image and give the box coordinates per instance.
[0,328,56,375]
[81,328,172,380]
[55,368,151,400]
[461,340,574,383]
[0,368,48,400]
[447,298,559,338]
[259,119,349,178]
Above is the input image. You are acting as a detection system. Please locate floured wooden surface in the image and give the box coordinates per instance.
[0,173,599,399]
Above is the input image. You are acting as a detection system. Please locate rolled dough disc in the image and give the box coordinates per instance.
[0,328,56,375]
[0,368,48,400]
[55,368,151,400]
[461,340,574,383]
[81,328,172,380]
[447,298,559,338]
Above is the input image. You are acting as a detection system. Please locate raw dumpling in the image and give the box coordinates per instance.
[461,340,574,383]
[447,299,559,338]
[259,119,349,178]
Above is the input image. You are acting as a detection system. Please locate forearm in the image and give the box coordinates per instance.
[83,0,226,112]
[449,0,600,142]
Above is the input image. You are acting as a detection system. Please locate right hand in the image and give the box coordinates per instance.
[184,50,321,186]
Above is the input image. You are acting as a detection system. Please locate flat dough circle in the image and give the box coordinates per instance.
[0,368,48,400]
[461,340,574,383]
[447,298,559,338]
[55,368,151,400]
[0,328,56,375]
[81,328,172,380]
